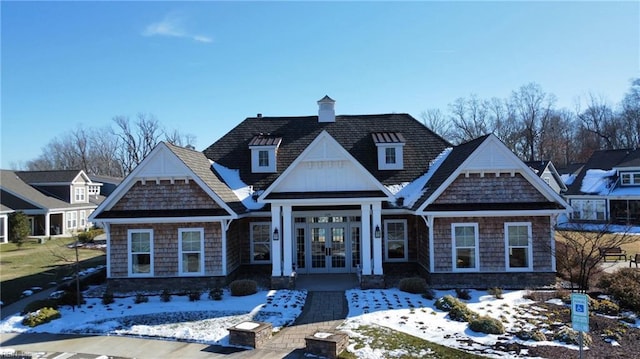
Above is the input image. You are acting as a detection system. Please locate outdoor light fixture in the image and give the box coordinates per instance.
[273,228,279,241]
[374,225,381,239]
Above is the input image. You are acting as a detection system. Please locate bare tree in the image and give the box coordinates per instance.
[448,95,493,144]
[509,83,556,161]
[420,108,454,143]
[576,94,618,150]
[165,129,197,148]
[620,78,640,149]
[112,113,163,175]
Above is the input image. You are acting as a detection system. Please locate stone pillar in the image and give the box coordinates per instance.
[360,203,372,275]
[282,205,293,276]
[271,205,282,277]
[372,202,383,275]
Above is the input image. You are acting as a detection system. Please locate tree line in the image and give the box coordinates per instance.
[22,114,195,177]
[422,79,640,167]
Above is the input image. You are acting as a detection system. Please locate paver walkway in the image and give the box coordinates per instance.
[263,291,348,351]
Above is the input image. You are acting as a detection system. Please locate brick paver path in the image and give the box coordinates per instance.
[263,291,348,351]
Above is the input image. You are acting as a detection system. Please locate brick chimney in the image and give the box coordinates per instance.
[317,95,335,123]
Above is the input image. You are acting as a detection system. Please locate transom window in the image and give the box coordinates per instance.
[384,220,407,261]
[505,223,533,271]
[179,228,204,275]
[128,229,153,276]
[621,172,640,186]
[251,222,271,263]
[452,223,479,271]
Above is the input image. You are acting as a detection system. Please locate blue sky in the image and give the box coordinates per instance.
[2,1,638,169]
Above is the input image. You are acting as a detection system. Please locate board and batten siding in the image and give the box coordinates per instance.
[112,180,222,211]
[109,222,223,278]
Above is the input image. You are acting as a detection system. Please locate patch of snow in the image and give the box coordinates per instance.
[236,321,260,330]
[561,173,576,186]
[21,290,33,297]
[580,169,616,194]
[313,332,333,339]
[391,147,452,208]
[211,161,265,210]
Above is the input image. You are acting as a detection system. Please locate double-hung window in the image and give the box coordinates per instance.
[128,229,153,276]
[66,211,77,230]
[505,222,533,271]
[75,187,86,202]
[179,228,204,275]
[251,222,271,263]
[452,223,479,271]
[384,220,407,261]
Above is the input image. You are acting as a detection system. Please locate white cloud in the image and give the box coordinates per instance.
[142,13,212,43]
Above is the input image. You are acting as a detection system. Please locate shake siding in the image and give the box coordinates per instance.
[112,180,222,210]
[434,173,547,204]
[110,222,223,278]
[432,216,552,272]
[226,220,242,273]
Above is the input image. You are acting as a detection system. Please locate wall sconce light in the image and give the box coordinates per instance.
[374,225,381,239]
[273,228,279,241]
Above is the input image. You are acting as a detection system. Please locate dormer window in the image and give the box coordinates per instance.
[249,135,282,173]
[621,172,640,186]
[372,132,405,170]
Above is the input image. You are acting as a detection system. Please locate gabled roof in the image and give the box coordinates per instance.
[565,148,640,196]
[203,114,451,191]
[525,160,567,192]
[16,170,88,184]
[0,170,81,211]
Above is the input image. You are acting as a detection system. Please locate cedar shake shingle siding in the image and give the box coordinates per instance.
[434,173,547,204]
[109,222,223,278]
[432,217,552,272]
[112,180,222,211]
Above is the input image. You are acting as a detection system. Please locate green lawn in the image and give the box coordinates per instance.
[0,237,106,306]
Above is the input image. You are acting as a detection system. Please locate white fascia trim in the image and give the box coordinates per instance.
[420,210,568,217]
[98,216,235,224]
[263,197,388,206]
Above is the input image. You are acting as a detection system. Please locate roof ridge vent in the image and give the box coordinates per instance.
[317,95,335,123]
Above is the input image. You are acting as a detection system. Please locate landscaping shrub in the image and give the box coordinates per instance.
[594,299,620,316]
[531,330,547,342]
[469,316,505,334]
[160,289,172,302]
[21,299,58,315]
[435,295,460,311]
[22,307,61,327]
[488,287,503,299]
[208,287,223,301]
[455,288,471,300]
[134,293,148,304]
[554,326,592,346]
[516,330,547,342]
[421,289,436,300]
[398,277,428,294]
[187,289,202,301]
[435,295,477,322]
[229,279,258,296]
[102,290,114,305]
[597,268,640,313]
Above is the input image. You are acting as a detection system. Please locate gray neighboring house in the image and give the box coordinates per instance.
[525,160,567,195]
[0,169,106,241]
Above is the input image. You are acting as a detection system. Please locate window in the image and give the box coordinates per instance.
[258,150,269,167]
[452,223,479,271]
[75,187,86,202]
[571,199,606,221]
[251,222,271,263]
[66,211,77,229]
[385,147,396,164]
[384,220,407,261]
[179,228,204,275]
[505,223,533,271]
[621,172,640,186]
[88,185,100,196]
[79,210,86,228]
[128,229,153,276]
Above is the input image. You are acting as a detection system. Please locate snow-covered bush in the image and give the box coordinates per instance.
[469,316,505,334]
[22,307,61,327]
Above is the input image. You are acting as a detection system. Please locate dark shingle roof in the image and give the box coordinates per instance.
[15,170,83,184]
[0,170,77,210]
[203,114,451,191]
[525,160,550,176]
[565,148,640,195]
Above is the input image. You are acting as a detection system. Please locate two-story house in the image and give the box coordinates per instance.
[0,169,105,241]
[564,148,640,225]
[91,97,570,290]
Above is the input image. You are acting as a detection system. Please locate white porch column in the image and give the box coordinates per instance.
[360,203,372,275]
[220,220,228,276]
[372,202,383,275]
[104,223,111,278]
[426,216,435,272]
[45,213,51,237]
[550,214,557,272]
[282,205,293,276]
[271,205,282,277]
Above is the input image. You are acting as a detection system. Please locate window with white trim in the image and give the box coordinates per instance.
[385,147,397,164]
[376,144,404,170]
[128,229,153,276]
[258,150,269,167]
[571,199,606,221]
[251,222,271,263]
[452,223,479,271]
[621,172,640,186]
[505,222,533,270]
[179,228,204,275]
[66,211,77,229]
[384,220,407,261]
[74,187,86,202]
[79,210,86,228]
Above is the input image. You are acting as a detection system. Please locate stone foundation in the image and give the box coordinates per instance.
[360,275,385,289]
[271,275,296,289]
[107,276,226,294]
[428,272,556,289]
[305,331,349,359]
[228,321,272,349]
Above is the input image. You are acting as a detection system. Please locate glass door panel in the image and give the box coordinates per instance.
[311,227,326,269]
[331,227,346,269]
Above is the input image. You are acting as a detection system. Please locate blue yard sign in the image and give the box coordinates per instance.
[571,293,589,332]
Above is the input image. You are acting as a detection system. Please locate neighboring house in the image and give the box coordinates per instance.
[0,169,106,238]
[0,204,12,243]
[564,148,640,225]
[89,175,122,197]
[90,97,570,291]
[525,160,567,194]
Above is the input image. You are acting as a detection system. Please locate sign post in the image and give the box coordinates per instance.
[571,293,589,359]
